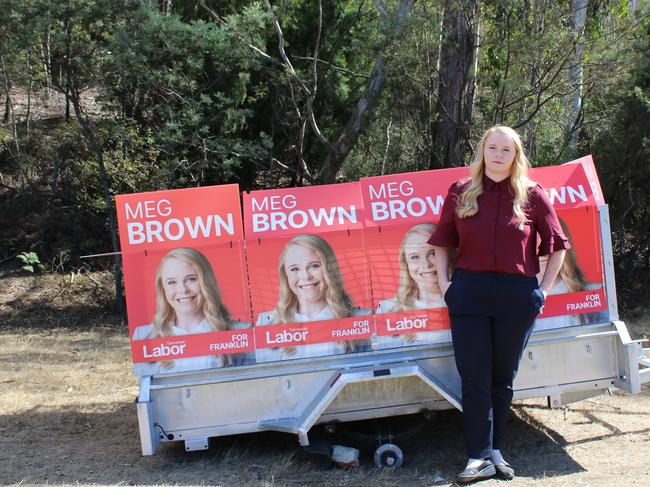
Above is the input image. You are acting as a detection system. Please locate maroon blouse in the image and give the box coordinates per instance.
[428,175,570,277]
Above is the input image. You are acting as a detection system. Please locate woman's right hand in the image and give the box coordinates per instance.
[433,245,453,298]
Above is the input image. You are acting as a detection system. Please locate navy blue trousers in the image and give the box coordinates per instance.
[444,269,542,460]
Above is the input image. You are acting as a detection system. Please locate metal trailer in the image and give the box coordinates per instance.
[135,205,650,464]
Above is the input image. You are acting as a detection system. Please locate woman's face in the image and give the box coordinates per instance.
[283,244,326,305]
[160,257,205,318]
[403,232,438,291]
[483,131,516,180]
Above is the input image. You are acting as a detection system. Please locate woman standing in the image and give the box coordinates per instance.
[429,126,569,483]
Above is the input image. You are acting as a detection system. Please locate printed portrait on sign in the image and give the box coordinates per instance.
[533,208,608,331]
[243,182,373,364]
[376,223,447,314]
[131,247,253,376]
[364,223,451,350]
[116,184,254,377]
[251,233,371,362]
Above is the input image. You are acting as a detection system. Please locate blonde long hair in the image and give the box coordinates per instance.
[274,234,355,324]
[394,223,439,312]
[150,247,232,338]
[556,219,587,294]
[457,125,536,229]
[149,248,234,369]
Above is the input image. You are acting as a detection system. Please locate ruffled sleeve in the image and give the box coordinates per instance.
[427,181,462,248]
[533,185,571,255]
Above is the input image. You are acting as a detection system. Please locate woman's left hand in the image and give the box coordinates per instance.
[531,288,546,312]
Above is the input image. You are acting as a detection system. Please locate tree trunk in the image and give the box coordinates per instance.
[429,0,479,169]
[158,0,172,16]
[64,20,71,121]
[43,29,51,105]
[315,0,415,184]
[424,9,446,166]
[68,81,125,318]
[1,55,19,154]
[316,55,387,184]
[466,5,481,144]
[567,0,587,152]
[26,58,32,134]
[522,0,546,157]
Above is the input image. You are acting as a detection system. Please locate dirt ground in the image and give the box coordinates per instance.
[1,271,649,487]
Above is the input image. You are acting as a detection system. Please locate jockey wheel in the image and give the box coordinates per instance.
[374,443,404,469]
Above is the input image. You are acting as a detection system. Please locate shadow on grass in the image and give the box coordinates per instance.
[0,401,605,486]
[513,397,650,448]
[0,271,124,333]
[0,301,124,333]
[0,341,128,366]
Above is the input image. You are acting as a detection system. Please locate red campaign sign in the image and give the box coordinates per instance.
[374,308,450,336]
[254,316,373,348]
[116,184,243,252]
[242,182,364,238]
[115,184,253,374]
[359,157,603,228]
[539,289,607,318]
[360,167,468,227]
[529,161,600,209]
[562,155,605,205]
[131,329,254,362]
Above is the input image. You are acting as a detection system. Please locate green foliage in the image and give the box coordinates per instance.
[98,2,272,187]
[17,251,45,273]
[590,16,650,316]
[0,0,275,268]
[0,0,649,320]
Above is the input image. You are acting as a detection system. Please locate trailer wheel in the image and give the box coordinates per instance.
[374,443,403,469]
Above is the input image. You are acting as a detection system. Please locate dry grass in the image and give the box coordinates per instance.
[1,270,649,486]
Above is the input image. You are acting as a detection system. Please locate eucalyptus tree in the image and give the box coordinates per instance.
[200,0,418,185]
[429,0,479,168]
[567,0,588,152]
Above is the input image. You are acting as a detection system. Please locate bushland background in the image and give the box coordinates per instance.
[1,1,650,485]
